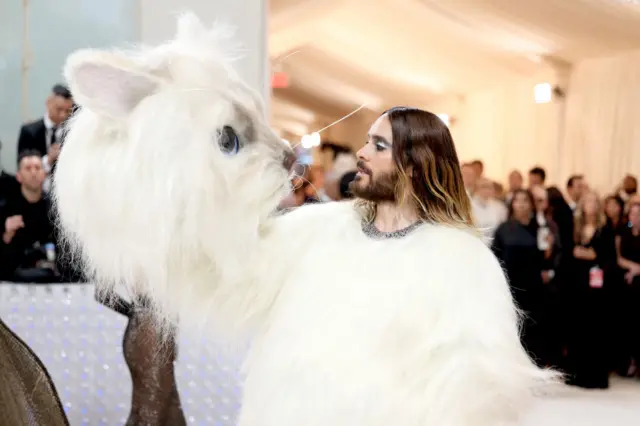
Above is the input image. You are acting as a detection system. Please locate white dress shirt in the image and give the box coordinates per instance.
[472,197,508,239]
[42,115,64,171]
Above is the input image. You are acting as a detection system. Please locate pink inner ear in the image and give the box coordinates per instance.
[71,61,159,119]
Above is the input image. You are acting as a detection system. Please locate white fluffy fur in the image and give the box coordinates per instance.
[54,12,290,332]
[235,200,556,426]
[54,12,556,425]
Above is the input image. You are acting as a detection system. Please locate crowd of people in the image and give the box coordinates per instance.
[467,162,640,390]
[430,160,640,390]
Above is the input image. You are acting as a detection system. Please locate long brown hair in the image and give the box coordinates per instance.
[356,107,474,228]
[573,190,606,244]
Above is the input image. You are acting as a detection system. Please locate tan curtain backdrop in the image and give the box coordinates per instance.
[428,71,562,185]
[560,50,640,194]
[429,52,640,194]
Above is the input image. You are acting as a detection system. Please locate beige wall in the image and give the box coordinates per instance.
[426,51,640,194]
[426,69,566,187]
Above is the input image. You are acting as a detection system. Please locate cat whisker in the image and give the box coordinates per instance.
[271,49,303,67]
[286,103,367,150]
[313,103,367,134]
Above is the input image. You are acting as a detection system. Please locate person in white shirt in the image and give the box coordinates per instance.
[472,177,508,239]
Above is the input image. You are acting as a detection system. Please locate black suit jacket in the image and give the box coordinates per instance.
[0,171,20,207]
[17,119,47,158]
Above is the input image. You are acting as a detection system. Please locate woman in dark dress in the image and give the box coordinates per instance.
[602,195,630,375]
[492,189,550,366]
[564,191,614,389]
[545,186,575,370]
[531,185,564,369]
[96,291,186,426]
[616,202,640,375]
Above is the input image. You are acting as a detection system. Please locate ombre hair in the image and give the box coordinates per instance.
[356,107,474,228]
[573,190,606,244]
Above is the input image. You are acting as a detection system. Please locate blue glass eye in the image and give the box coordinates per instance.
[218,126,240,155]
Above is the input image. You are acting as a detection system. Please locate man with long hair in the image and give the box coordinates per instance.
[315,107,554,424]
[350,107,474,228]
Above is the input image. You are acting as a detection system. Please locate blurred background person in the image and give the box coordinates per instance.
[0,139,20,205]
[616,202,640,377]
[461,162,477,196]
[492,189,548,366]
[17,84,73,168]
[470,159,484,179]
[617,175,638,205]
[602,194,631,376]
[505,170,524,205]
[0,151,57,282]
[472,177,507,239]
[605,195,626,233]
[531,185,564,369]
[566,175,586,213]
[528,166,546,188]
[564,191,615,389]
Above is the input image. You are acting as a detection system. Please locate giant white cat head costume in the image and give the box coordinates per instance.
[54,12,294,327]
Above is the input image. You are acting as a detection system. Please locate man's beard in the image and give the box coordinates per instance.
[349,162,398,202]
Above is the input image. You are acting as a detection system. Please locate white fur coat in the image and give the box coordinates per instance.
[217,201,551,426]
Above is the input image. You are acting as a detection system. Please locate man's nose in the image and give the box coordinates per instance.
[355,146,368,162]
[283,150,296,171]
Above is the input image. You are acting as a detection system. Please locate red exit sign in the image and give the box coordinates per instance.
[271,72,289,88]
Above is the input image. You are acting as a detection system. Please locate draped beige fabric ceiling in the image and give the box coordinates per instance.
[270,0,640,140]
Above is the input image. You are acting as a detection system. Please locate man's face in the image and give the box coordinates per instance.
[46,94,74,125]
[528,172,543,188]
[17,156,46,191]
[508,171,523,191]
[471,163,483,178]
[476,178,494,200]
[351,114,398,202]
[569,178,585,201]
[461,165,476,189]
[623,176,637,195]
[531,185,548,213]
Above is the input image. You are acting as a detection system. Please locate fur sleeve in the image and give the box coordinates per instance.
[196,202,335,340]
[398,230,558,426]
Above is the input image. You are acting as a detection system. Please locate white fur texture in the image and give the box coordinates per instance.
[239,201,556,426]
[54,12,291,332]
[54,12,556,425]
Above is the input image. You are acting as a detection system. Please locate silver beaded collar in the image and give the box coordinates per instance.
[361,220,424,240]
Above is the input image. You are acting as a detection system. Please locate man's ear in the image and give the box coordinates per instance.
[64,49,161,119]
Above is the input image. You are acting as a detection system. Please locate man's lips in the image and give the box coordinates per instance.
[356,161,371,175]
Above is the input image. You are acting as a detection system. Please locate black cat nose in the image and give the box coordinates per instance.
[283,150,296,171]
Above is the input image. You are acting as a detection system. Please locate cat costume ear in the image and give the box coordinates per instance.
[64,49,161,119]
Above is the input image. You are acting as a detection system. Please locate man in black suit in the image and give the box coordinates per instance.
[0,150,56,282]
[16,84,74,173]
